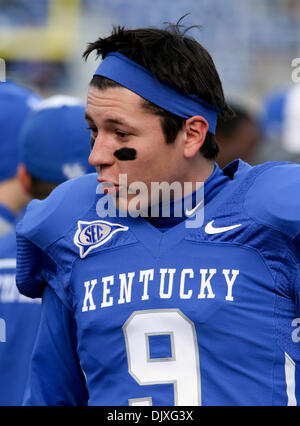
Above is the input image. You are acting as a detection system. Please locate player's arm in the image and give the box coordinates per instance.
[246,162,300,305]
[24,285,88,406]
[15,176,100,405]
[245,163,300,404]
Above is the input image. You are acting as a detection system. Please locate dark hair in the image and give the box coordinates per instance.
[30,176,59,200]
[216,104,254,139]
[83,22,233,160]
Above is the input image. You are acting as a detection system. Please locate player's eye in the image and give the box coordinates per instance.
[115,130,130,139]
[86,126,97,133]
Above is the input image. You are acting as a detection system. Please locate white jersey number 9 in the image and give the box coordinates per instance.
[123,309,201,406]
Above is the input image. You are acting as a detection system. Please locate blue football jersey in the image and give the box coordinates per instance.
[0,230,41,406]
[16,160,300,406]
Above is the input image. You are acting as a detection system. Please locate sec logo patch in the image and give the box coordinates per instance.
[74,220,128,258]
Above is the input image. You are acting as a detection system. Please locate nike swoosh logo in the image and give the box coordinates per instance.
[185,200,204,217]
[205,220,242,234]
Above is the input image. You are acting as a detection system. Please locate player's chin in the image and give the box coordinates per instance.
[116,194,150,217]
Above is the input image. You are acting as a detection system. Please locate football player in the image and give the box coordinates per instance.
[0,95,95,405]
[16,24,300,406]
[0,80,41,237]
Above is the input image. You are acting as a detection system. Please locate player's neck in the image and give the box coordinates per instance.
[181,158,215,193]
[0,177,31,215]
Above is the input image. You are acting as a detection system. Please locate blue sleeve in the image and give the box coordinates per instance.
[24,286,88,406]
[245,163,300,240]
[246,163,300,316]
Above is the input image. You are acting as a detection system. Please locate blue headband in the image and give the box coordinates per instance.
[93,52,219,134]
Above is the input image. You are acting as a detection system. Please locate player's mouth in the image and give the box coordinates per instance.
[98,178,120,194]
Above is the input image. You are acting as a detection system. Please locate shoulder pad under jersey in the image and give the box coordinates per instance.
[17,173,98,250]
[16,173,98,301]
[245,162,300,240]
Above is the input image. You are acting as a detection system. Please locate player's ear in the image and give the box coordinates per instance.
[17,164,32,194]
[183,115,209,159]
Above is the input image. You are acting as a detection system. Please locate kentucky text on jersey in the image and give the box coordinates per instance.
[81,268,239,311]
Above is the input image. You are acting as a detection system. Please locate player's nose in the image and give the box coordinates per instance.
[88,135,115,168]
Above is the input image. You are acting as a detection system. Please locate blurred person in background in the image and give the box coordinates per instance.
[0,80,41,237]
[215,103,261,169]
[257,84,300,164]
[0,95,95,406]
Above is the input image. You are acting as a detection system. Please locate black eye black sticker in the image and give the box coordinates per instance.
[114,148,137,161]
